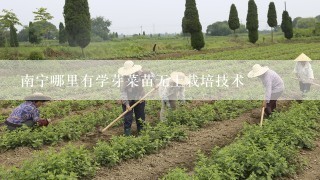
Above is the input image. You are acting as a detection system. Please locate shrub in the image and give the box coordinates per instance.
[29,51,44,60]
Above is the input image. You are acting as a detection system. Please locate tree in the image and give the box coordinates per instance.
[267,2,277,42]
[18,26,29,42]
[64,0,91,55]
[32,21,58,40]
[0,9,21,28]
[182,0,205,50]
[33,7,54,40]
[296,18,316,29]
[316,15,320,22]
[292,17,302,28]
[59,22,67,44]
[29,22,41,44]
[228,4,240,37]
[0,25,6,47]
[207,21,246,36]
[191,31,205,50]
[281,10,293,40]
[246,0,259,43]
[33,8,53,22]
[91,16,111,40]
[9,24,18,47]
[182,0,202,34]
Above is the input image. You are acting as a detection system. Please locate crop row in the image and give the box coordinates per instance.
[0,100,259,179]
[162,100,320,180]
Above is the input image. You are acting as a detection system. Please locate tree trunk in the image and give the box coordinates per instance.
[271,27,274,43]
[81,48,85,58]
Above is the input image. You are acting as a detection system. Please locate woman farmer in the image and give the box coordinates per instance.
[248,64,284,118]
[159,72,190,121]
[118,61,156,136]
[5,92,51,131]
[293,53,314,96]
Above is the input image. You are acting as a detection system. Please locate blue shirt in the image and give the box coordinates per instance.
[7,101,40,125]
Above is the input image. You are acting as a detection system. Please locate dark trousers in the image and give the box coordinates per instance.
[299,82,311,93]
[5,120,36,131]
[122,101,145,131]
[265,91,283,117]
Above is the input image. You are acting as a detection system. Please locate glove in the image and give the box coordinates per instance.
[38,119,49,127]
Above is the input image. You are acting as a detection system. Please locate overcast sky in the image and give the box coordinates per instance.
[0,0,319,35]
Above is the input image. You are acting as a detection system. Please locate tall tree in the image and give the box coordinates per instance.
[33,7,54,40]
[182,0,202,34]
[228,4,240,37]
[267,2,277,42]
[0,9,21,46]
[59,22,67,44]
[246,0,259,44]
[64,0,91,55]
[281,10,293,40]
[29,21,41,44]
[182,0,204,50]
[91,16,111,40]
[9,24,18,47]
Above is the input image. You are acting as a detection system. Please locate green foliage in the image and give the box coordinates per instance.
[296,18,316,29]
[228,4,240,32]
[91,16,111,40]
[9,24,18,47]
[294,28,314,38]
[32,21,58,40]
[64,0,91,49]
[267,2,277,42]
[246,0,259,43]
[162,168,191,180]
[207,21,246,36]
[0,9,22,28]
[28,22,41,44]
[59,22,67,44]
[175,101,320,179]
[1,145,97,179]
[267,2,277,28]
[17,26,29,42]
[94,122,186,167]
[29,51,44,60]
[182,0,202,34]
[281,11,293,40]
[248,29,259,44]
[0,30,6,47]
[32,7,53,22]
[191,31,205,50]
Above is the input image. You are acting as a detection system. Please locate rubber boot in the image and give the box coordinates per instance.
[124,128,131,136]
[137,126,143,135]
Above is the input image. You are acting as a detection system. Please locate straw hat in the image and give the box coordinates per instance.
[247,64,269,78]
[24,92,51,101]
[294,53,312,61]
[118,61,142,76]
[170,72,190,85]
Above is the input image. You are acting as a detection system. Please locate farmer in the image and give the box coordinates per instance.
[293,53,314,96]
[159,72,190,121]
[118,61,156,136]
[248,64,284,118]
[5,92,51,131]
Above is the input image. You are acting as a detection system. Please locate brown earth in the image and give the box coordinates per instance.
[282,139,320,180]
[94,110,260,180]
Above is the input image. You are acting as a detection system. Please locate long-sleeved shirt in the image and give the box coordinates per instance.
[159,78,185,101]
[294,62,314,83]
[6,101,40,125]
[260,70,284,103]
[120,70,156,106]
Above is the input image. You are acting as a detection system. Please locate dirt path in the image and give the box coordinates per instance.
[289,139,320,180]
[94,109,260,180]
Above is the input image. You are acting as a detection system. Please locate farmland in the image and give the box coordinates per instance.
[1,31,320,180]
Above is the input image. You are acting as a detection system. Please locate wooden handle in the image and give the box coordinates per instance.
[260,100,265,127]
[100,87,157,133]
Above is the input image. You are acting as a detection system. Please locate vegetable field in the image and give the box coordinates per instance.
[0,35,320,180]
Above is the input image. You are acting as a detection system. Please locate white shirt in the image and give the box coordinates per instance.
[159,78,185,101]
[294,62,314,83]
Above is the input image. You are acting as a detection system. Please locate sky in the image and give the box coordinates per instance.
[0,0,319,35]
